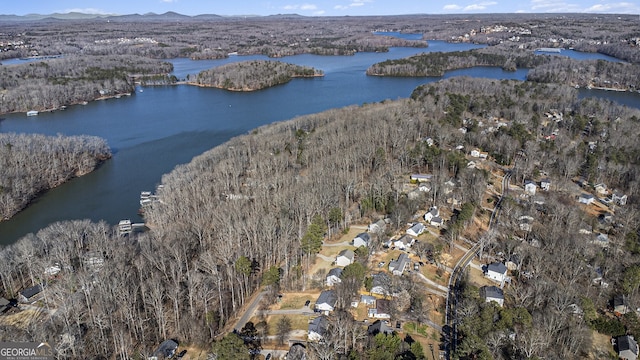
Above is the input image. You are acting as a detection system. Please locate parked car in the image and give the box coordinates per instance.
[304,300,311,307]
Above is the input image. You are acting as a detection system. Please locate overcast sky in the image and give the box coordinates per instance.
[4,0,640,16]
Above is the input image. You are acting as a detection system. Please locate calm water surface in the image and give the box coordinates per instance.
[0,40,638,245]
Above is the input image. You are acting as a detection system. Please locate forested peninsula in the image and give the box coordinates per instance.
[0,55,173,114]
[367,47,640,91]
[0,133,111,221]
[191,60,323,91]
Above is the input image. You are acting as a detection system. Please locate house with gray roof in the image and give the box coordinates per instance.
[406,223,426,237]
[335,249,354,267]
[19,284,45,303]
[368,320,394,335]
[326,268,343,286]
[480,286,504,307]
[353,233,371,248]
[308,316,329,342]
[392,235,415,250]
[485,262,508,283]
[315,290,337,314]
[617,335,639,360]
[389,253,410,276]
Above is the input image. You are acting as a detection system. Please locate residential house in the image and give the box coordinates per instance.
[152,339,178,360]
[613,191,628,206]
[518,215,534,232]
[368,299,391,319]
[430,216,444,228]
[350,297,360,308]
[470,149,481,158]
[392,235,415,251]
[424,206,439,223]
[368,219,387,234]
[485,262,508,284]
[19,284,45,303]
[524,180,537,196]
[287,343,307,360]
[410,174,433,183]
[389,253,410,276]
[308,316,329,342]
[353,233,371,248]
[540,178,551,191]
[614,295,630,315]
[505,254,521,271]
[579,193,595,205]
[406,223,425,237]
[367,320,394,335]
[418,183,431,192]
[361,295,376,306]
[480,286,505,307]
[370,273,391,296]
[335,249,354,267]
[593,233,609,247]
[315,290,337,314]
[594,183,608,196]
[617,335,639,360]
[326,268,343,286]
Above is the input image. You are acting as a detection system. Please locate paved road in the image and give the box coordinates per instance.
[233,291,266,331]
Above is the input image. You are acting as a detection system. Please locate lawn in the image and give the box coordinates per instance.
[276,292,318,310]
[263,314,311,335]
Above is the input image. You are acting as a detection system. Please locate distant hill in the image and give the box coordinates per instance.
[0,11,296,22]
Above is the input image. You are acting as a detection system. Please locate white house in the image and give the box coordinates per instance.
[579,193,595,205]
[389,253,410,276]
[470,149,481,158]
[410,174,433,183]
[617,335,639,360]
[430,216,444,228]
[406,223,426,237]
[315,290,337,314]
[353,232,371,248]
[368,219,387,233]
[524,180,537,196]
[424,206,439,222]
[308,316,329,342]
[485,262,508,284]
[480,286,504,307]
[326,268,343,286]
[392,235,415,250]
[370,272,391,296]
[518,215,534,232]
[612,191,628,206]
[361,294,376,306]
[540,178,551,191]
[335,249,354,267]
[368,299,391,319]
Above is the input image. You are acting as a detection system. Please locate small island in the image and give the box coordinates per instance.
[191,60,324,91]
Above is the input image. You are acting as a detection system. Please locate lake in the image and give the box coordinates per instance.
[0,40,638,245]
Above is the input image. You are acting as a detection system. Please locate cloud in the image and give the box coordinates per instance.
[443,4,463,11]
[313,10,326,15]
[583,2,640,14]
[63,8,111,14]
[283,3,318,11]
[529,0,581,12]
[160,0,177,3]
[463,1,497,11]
[334,0,372,10]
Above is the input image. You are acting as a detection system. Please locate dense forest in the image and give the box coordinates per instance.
[192,60,323,91]
[0,133,111,221]
[1,76,639,358]
[0,55,172,114]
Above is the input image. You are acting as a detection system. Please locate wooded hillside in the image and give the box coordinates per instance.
[1,77,638,358]
[0,55,172,114]
[0,133,111,220]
